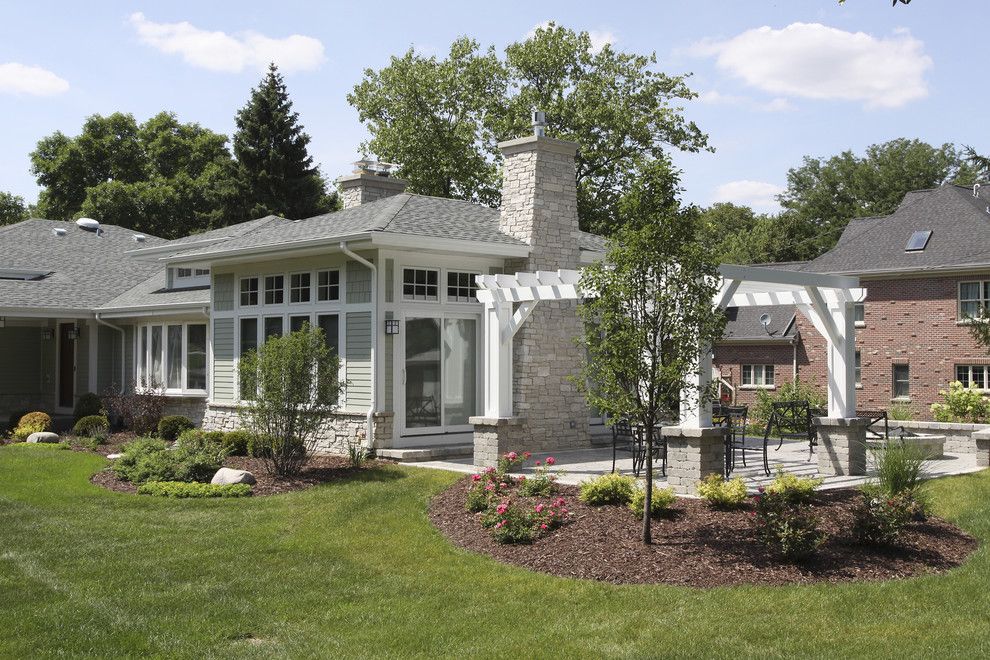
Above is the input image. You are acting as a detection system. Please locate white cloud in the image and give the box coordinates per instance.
[0,63,69,96]
[129,12,325,74]
[526,21,616,54]
[712,180,784,212]
[692,23,932,109]
[696,90,794,112]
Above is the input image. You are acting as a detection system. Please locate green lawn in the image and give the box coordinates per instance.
[1,447,989,659]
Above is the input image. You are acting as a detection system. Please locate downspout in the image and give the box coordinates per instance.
[340,242,376,450]
[792,337,798,381]
[94,313,126,394]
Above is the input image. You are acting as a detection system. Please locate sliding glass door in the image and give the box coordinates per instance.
[403,315,479,434]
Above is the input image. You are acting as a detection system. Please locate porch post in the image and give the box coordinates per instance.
[826,300,857,418]
[681,346,713,428]
[482,300,513,418]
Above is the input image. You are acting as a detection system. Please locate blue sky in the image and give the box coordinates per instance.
[1,1,985,214]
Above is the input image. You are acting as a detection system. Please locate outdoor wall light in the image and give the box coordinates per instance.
[41,329,54,340]
[384,319,400,335]
[67,326,81,340]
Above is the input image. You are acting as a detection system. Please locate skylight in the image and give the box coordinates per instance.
[0,268,51,281]
[905,230,932,252]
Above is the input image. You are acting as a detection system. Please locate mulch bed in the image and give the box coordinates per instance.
[429,478,979,587]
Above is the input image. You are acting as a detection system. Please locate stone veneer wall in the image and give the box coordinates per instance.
[338,173,408,209]
[163,398,209,427]
[201,403,394,454]
[889,419,989,455]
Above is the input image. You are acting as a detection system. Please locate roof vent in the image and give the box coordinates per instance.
[974,183,981,198]
[132,234,146,243]
[532,110,547,137]
[905,230,932,252]
[75,217,101,233]
[52,227,66,237]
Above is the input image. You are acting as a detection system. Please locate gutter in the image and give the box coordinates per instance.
[339,241,377,451]
[94,314,126,394]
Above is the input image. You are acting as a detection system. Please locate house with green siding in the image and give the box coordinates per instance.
[0,124,606,454]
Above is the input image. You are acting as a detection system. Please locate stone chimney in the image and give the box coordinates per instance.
[337,160,408,209]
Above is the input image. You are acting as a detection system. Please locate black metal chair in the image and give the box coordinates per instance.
[857,409,890,439]
[611,419,666,477]
[763,401,816,474]
[719,406,749,477]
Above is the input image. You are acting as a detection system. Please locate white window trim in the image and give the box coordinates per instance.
[317,268,341,302]
[289,271,313,305]
[173,267,210,289]
[958,280,990,324]
[854,303,866,328]
[135,321,209,397]
[239,276,260,308]
[264,274,286,306]
[954,364,990,391]
[892,363,911,400]
[740,364,775,389]
[402,267,441,303]
[445,270,482,304]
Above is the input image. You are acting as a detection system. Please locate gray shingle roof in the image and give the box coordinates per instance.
[804,185,990,275]
[98,270,210,312]
[0,219,166,312]
[721,305,797,342]
[128,215,291,257]
[172,194,575,260]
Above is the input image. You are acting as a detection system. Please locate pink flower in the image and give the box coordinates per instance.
[523,451,532,459]
[496,503,508,514]
[546,457,556,466]
[757,486,765,493]
[753,495,761,503]
[554,497,566,507]
[485,483,494,491]
[471,474,481,482]
[507,451,518,461]
[535,503,545,513]
[535,460,542,467]
[484,466,495,474]
[540,523,548,530]
[495,520,505,529]
[518,476,527,481]
[499,482,508,489]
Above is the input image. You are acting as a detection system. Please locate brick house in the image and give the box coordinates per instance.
[714,184,990,420]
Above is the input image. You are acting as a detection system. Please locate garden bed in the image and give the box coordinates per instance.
[429,478,978,587]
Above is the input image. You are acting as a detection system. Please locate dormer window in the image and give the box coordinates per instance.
[173,267,210,289]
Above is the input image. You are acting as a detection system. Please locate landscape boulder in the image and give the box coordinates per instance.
[106,453,123,460]
[210,468,256,485]
[26,432,59,444]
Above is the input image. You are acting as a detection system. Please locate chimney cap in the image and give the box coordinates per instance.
[532,110,547,137]
[352,159,401,177]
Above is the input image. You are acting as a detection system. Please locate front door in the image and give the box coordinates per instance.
[58,323,75,409]
[403,316,479,435]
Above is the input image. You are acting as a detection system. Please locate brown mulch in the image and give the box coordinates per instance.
[429,479,979,587]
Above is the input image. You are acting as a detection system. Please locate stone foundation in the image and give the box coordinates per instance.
[973,429,990,468]
[162,397,208,426]
[662,426,728,496]
[814,417,869,476]
[202,403,394,454]
[470,416,528,467]
[887,420,989,455]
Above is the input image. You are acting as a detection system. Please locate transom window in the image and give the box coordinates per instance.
[317,269,340,301]
[893,364,910,399]
[264,275,284,305]
[959,281,990,320]
[136,323,208,393]
[956,364,990,390]
[403,268,439,301]
[854,303,865,326]
[742,364,774,387]
[290,273,311,303]
[447,271,479,303]
[240,277,259,306]
[855,351,862,386]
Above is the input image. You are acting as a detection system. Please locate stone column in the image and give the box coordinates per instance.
[973,428,990,468]
[662,425,728,496]
[813,417,869,476]
[470,416,527,467]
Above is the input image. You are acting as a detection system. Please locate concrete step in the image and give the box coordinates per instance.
[377,443,474,462]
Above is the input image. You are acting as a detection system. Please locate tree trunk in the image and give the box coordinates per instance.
[642,426,653,544]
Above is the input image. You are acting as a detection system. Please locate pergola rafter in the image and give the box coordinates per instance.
[475,264,867,427]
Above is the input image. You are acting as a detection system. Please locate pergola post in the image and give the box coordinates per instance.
[482,299,513,417]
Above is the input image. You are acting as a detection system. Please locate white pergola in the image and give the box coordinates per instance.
[475,264,866,427]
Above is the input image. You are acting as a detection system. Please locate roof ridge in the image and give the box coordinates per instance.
[372,194,413,232]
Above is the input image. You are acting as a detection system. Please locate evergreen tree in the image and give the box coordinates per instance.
[233,64,337,219]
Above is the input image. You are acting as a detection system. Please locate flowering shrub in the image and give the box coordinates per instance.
[628,485,676,517]
[482,497,569,544]
[578,473,636,506]
[697,474,748,509]
[464,451,528,513]
[518,456,561,497]
[752,488,825,561]
[765,469,823,505]
[853,488,913,546]
[931,381,990,423]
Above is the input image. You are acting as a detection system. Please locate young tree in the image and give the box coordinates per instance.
[233,64,337,220]
[0,191,28,226]
[348,24,708,235]
[238,325,342,477]
[578,175,726,544]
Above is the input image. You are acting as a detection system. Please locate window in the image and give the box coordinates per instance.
[893,364,910,399]
[239,318,258,400]
[855,351,862,386]
[317,269,340,301]
[905,230,932,252]
[240,277,259,306]
[290,315,310,333]
[174,267,210,289]
[854,303,865,327]
[959,281,990,320]
[290,273,311,303]
[137,323,208,393]
[264,316,284,341]
[177,267,192,278]
[956,364,990,390]
[402,268,438,301]
[742,364,774,387]
[447,271,479,303]
[264,275,284,305]
[317,314,340,356]
[194,268,210,277]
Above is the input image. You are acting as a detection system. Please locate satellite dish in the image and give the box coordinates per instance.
[75,217,100,232]
[759,313,772,327]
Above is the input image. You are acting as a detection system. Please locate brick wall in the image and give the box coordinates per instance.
[714,272,990,421]
[714,343,795,408]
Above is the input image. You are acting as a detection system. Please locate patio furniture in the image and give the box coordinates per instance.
[611,419,667,477]
[763,401,816,473]
[716,405,749,477]
[857,409,890,439]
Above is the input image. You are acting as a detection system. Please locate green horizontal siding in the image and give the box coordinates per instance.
[212,318,235,402]
[0,327,43,395]
[345,312,371,409]
[214,273,235,312]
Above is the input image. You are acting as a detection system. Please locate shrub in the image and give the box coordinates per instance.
[176,429,225,450]
[137,481,252,498]
[73,392,103,422]
[238,325,343,477]
[104,388,167,436]
[853,487,913,546]
[5,409,29,436]
[72,415,110,444]
[628,485,676,517]
[887,403,914,421]
[697,474,748,509]
[113,437,226,484]
[464,452,528,513]
[157,416,195,442]
[765,469,822,504]
[12,412,52,440]
[753,379,826,427]
[752,489,826,560]
[931,380,990,423]
[872,441,928,499]
[222,430,254,456]
[579,473,636,506]
[482,497,569,544]
[346,437,369,468]
[518,456,561,497]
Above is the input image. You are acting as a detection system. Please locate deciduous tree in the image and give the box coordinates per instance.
[0,191,27,226]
